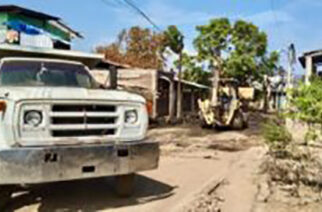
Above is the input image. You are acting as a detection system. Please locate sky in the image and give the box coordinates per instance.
[1,0,322,74]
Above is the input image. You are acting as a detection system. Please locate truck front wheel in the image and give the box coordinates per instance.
[115,174,135,197]
[0,187,12,209]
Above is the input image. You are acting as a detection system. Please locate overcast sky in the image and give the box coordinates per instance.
[1,0,322,74]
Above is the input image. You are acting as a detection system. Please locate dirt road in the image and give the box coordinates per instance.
[7,116,266,212]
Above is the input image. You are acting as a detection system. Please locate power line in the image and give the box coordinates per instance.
[113,0,133,9]
[99,0,162,32]
[122,0,162,31]
[100,0,186,46]
[100,0,120,8]
[100,0,135,13]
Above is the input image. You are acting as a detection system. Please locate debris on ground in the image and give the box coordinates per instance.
[254,144,322,212]
[148,123,261,157]
[184,179,227,212]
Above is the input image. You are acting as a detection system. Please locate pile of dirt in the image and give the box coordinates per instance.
[255,145,322,211]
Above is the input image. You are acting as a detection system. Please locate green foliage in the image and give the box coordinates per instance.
[163,25,184,54]
[194,18,231,62]
[288,78,322,142]
[194,18,278,85]
[289,79,322,124]
[174,53,211,86]
[232,20,267,56]
[261,119,292,150]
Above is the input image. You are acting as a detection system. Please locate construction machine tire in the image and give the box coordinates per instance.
[232,111,246,130]
[115,174,135,197]
[200,118,212,129]
[199,112,213,129]
[0,187,12,210]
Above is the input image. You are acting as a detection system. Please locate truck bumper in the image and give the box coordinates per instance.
[0,140,159,185]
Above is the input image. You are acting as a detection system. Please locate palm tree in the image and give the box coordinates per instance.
[164,26,184,121]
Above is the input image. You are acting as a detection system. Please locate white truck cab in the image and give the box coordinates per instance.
[0,57,159,207]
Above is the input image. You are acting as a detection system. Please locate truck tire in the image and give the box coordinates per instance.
[0,187,11,209]
[115,174,135,197]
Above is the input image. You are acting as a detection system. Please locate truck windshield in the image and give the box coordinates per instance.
[0,61,99,89]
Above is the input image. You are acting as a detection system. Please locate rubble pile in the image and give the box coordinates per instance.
[258,145,322,208]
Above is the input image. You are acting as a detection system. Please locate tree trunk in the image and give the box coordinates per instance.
[211,60,220,107]
[176,53,183,120]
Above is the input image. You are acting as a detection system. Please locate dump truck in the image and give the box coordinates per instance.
[0,57,159,207]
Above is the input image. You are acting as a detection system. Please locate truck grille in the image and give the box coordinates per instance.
[50,104,118,138]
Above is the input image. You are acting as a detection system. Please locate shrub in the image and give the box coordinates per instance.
[261,119,292,150]
[288,78,322,142]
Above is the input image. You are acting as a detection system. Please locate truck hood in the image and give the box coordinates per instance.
[0,86,146,103]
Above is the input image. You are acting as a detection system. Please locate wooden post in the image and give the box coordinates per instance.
[176,53,183,120]
[152,70,158,119]
[168,76,175,122]
[191,88,196,112]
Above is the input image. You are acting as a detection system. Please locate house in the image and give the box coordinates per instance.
[299,49,322,84]
[91,66,209,120]
[0,5,82,50]
[0,5,104,68]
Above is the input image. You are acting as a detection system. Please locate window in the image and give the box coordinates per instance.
[0,60,98,89]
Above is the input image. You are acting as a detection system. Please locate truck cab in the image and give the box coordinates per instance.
[0,57,159,207]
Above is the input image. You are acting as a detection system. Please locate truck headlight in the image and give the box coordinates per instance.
[24,110,43,127]
[125,110,138,124]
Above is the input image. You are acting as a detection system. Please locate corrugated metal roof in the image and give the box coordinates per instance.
[174,77,210,89]
[0,44,104,68]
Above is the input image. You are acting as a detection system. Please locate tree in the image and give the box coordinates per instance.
[163,25,184,120]
[194,18,276,105]
[96,43,124,64]
[96,26,166,69]
[175,53,211,86]
[194,18,232,106]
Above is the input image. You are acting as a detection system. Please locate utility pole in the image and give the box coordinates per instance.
[286,43,296,90]
[284,43,296,110]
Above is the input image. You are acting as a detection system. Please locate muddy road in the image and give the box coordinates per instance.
[7,115,267,212]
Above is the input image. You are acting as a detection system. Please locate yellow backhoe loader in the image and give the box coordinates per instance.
[198,79,254,129]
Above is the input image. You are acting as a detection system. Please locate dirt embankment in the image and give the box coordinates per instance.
[253,145,322,212]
